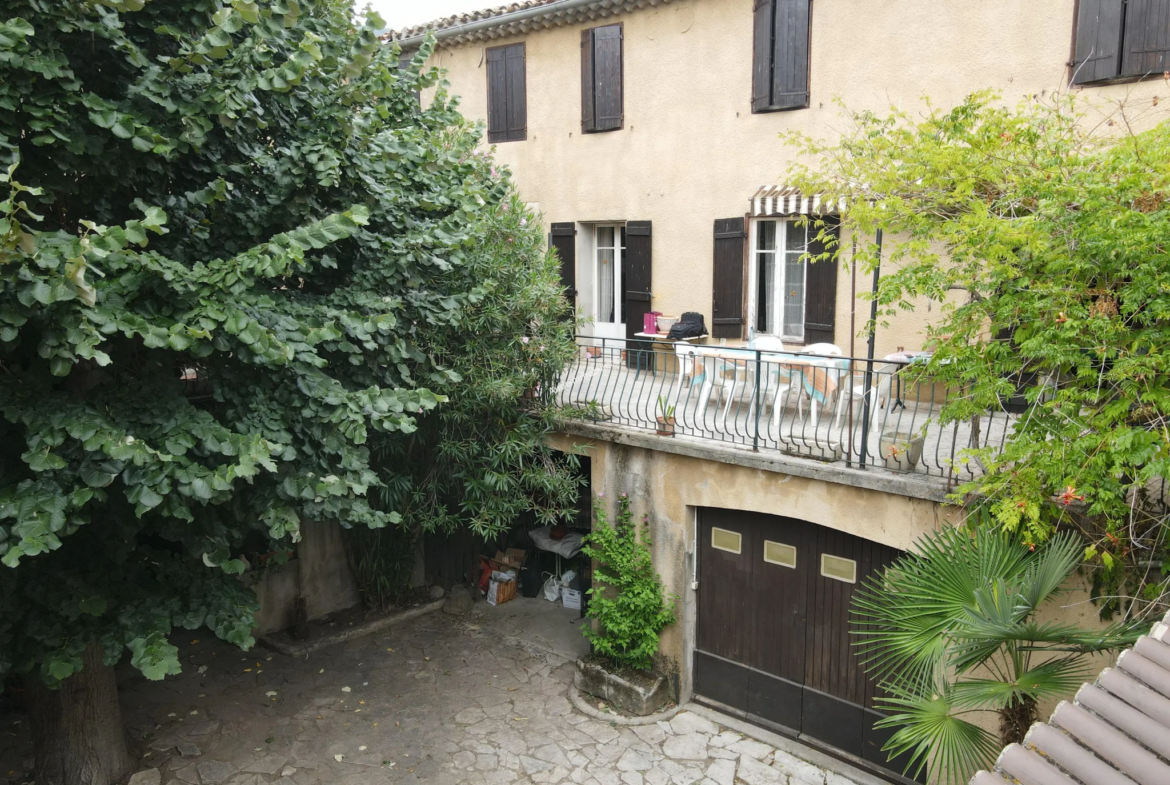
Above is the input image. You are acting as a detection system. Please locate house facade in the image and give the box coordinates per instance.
[392,1,1168,779]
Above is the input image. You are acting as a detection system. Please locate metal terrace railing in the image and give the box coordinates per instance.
[556,335,1018,486]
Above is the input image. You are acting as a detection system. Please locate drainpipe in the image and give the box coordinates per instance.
[858,229,882,470]
[392,0,625,49]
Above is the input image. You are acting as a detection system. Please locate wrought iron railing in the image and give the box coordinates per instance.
[556,335,1017,485]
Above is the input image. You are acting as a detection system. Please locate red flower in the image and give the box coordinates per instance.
[1057,485,1085,505]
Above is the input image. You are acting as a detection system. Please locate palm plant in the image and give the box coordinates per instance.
[852,526,1142,785]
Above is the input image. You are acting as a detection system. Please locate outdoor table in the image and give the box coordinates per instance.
[688,346,849,423]
[882,351,933,409]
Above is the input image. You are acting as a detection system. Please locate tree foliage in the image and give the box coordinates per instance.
[852,527,1139,784]
[0,0,575,691]
[583,493,675,672]
[786,92,1170,614]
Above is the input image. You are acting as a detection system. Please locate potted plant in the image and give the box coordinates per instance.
[655,396,676,436]
[577,493,676,716]
[881,428,926,471]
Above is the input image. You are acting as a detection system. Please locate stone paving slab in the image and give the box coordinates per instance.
[0,597,862,785]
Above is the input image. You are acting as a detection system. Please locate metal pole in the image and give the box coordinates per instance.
[752,349,762,452]
[846,235,858,467]
[858,229,883,470]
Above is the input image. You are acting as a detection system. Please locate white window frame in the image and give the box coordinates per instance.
[593,224,625,328]
[747,217,808,343]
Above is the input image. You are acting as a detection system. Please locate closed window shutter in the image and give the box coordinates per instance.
[505,44,527,141]
[802,216,839,345]
[486,47,508,143]
[581,29,596,132]
[1072,0,1125,83]
[582,25,623,132]
[624,221,652,348]
[487,44,526,143]
[711,218,746,340]
[593,26,624,130]
[771,0,811,109]
[1121,0,1170,77]
[550,223,577,313]
[752,0,774,112]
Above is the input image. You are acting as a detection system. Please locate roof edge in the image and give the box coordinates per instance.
[390,0,675,49]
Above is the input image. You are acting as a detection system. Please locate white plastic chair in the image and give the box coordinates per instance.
[744,336,793,434]
[798,343,844,425]
[833,362,898,438]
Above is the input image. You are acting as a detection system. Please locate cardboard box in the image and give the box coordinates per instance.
[491,548,527,571]
[561,588,582,611]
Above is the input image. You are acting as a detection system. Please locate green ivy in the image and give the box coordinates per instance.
[582,493,675,672]
[0,0,575,689]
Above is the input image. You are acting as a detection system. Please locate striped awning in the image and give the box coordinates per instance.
[750,185,844,217]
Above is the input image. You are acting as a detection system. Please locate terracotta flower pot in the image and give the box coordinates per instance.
[655,416,676,436]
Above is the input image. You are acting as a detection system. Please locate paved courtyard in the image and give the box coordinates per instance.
[0,597,866,785]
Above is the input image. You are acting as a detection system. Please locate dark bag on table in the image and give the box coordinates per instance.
[668,312,706,340]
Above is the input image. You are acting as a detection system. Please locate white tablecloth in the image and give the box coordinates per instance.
[529,526,584,558]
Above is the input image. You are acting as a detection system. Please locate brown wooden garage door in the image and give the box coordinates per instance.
[694,508,917,779]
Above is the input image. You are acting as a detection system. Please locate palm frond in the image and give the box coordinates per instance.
[874,685,1001,785]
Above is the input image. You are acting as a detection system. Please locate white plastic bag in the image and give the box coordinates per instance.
[542,573,561,602]
[560,570,576,586]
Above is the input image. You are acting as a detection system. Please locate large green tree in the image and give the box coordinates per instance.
[786,93,1170,614]
[0,1,575,782]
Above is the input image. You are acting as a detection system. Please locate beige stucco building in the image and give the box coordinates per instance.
[393,1,1167,780]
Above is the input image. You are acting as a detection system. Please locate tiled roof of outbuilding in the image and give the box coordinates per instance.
[387,0,676,47]
[391,0,560,40]
[971,610,1170,785]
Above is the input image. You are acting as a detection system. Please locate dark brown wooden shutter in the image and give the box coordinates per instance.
[771,0,810,110]
[487,47,508,143]
[593,25,624,131]
[1072,0,1125,83]
[803,215,839,345]
[550,222,577,313]
[581,29,596,132]
[752,0,774,112]
[1121,0,1170,77]
[712,218,746,339]
[504,44,526,141]
[624,221,652,345]
[581,25,622,132]
[487,44,526,143]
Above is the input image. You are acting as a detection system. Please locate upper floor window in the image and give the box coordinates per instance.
[487,43,526,143]
[751,0,811,112]
[1073,0,1170,84]
[581,24,623,132]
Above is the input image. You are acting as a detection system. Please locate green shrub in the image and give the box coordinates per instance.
[582,493,675,671]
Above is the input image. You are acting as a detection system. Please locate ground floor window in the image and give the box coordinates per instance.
[595,224,626,326]
[753,218,808,341]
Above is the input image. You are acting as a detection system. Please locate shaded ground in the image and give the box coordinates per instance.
[0,597,862,785]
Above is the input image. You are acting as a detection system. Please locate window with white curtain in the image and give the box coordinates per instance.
[594,224,625,325]
[754,218,808,341]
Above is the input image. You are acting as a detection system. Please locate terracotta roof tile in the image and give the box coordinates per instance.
[971,610,1170,785]
[388,0,562,41]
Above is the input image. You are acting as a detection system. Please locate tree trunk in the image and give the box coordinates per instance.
[29,644,134,785]
[998,694,1039,746]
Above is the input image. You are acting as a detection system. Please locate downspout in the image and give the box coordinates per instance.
[393,0,625,49]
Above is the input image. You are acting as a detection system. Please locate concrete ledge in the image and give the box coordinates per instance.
[260,599,445,657]
[558,421,952,503]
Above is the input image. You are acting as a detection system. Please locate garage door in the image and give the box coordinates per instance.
[693,508,917,779]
